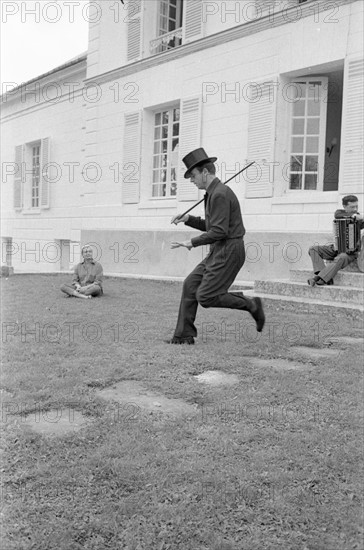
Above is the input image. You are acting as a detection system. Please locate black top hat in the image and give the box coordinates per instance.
[182,148,217,179]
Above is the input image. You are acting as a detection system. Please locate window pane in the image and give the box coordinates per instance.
[162,112,169,124]
[152,183,163,197]
[291,137,304,153]
[290,173,302,190]
[290,155,303,172]
[305,155,318,172]
[154,141,161,154]
[289,82,306,102]
[304,174,317,190]
[306,136,319,154]
[307,100,320,116]
[155,113,161,125]
[170,181,177,196]
[293,100,305,116]
[173,123,179,137]
[308,82,321,100]
[162,126,168,139]
[153,170,160,183]
[306,118,320,135]
[153,156,160,168]
[154,127,161,139]
[162,141,168,153]
[292,119,305,134]
[173,108,180,122]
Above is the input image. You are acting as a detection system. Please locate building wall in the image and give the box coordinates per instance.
[1,59,87,273]
[83,0,363,230]
[1,0,363,280]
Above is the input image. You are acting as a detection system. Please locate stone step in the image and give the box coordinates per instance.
[254,280,363,306]
[241,289,364,321]
[290,269,364,288]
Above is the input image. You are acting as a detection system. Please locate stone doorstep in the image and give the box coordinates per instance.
[254,280,364,306]
[290,269,364,288]
[240,289,364,319]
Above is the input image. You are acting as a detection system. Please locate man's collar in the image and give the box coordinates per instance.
[205,177,220,194]
[81,258,95,264]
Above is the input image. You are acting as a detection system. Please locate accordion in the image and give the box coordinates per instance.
[333,218,361,254]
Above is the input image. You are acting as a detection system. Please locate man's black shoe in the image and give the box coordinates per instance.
[166,336,195,345]
[251,297,265,332]
[315,278,334,286]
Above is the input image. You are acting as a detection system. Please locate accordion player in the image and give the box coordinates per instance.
[333,217,362,255]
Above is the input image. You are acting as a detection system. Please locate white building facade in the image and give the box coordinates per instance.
[1,0,363,280]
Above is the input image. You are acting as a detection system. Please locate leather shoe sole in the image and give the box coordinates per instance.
[251,297,265,332]
[165,336,195,345]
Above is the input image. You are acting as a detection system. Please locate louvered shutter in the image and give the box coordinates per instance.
[14,145,24,210]
[339,57,364,195]
[122,111,142,204]
[182,0,203,44]
[40,137,50,208]
[127,0,143,62]
[245,81,276,198]
[177,97,202,201]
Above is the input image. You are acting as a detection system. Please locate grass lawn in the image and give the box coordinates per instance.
[1,274,363,550]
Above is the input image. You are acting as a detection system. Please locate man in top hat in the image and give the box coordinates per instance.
[167,148,265,344]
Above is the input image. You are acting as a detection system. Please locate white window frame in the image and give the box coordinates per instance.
[151,105,180,199]
[31,143,41,208]
[287,76,328,192]
[150,0,183,54]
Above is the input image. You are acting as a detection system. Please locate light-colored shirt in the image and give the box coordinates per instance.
[72,260,103,289]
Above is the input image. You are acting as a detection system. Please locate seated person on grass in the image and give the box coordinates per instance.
[308,195,364,287]
[61,245,103,299]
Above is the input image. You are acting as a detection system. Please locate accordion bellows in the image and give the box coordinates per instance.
[333,218,361,254]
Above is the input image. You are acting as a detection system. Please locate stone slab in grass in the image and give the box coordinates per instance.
[290,346,341,360]
[248,358,305,371]
[327,336,364,346]
[14,409,89,436]
[97,380,197,416]
[195,370,240,386]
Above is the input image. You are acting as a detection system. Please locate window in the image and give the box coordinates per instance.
[31,144,40,208]
[150,0,183,54]
[288,78,328,191]
[152,107,180,197]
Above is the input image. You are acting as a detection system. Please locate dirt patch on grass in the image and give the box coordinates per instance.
[13,409,89,436]
[290,346,342,360]
[97,380,198,416]
[195,370,240,386]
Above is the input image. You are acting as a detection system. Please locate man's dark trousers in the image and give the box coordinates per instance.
[174,238,254,338]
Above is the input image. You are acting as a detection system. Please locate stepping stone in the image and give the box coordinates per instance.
[248,358,305,371]
[290,346,340,360]
[326,336,363,346]
[97,380,197,416]
[15,409,89,436]
[194,371,239,386]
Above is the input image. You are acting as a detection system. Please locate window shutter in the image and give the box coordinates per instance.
[182,0,203,44]
[245,81,276,198]
[40,137,51,209]
[127,0,143,62]
[14,145,24,210]
[339,57,364,195]
[123,111,142,204]
[177,97,202,201]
